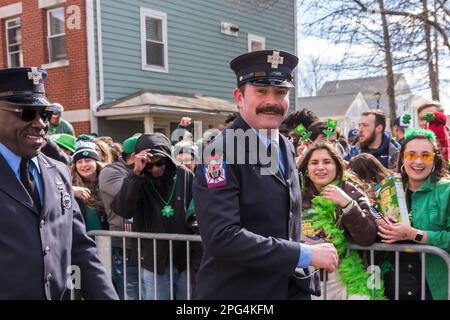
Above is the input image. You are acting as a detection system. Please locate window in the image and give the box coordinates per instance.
[47,7,67,62]
[141,8,168,72]
[248,34,265,52]
[5,18,22,67]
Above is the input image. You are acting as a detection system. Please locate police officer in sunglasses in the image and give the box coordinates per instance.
[0,67,118,299]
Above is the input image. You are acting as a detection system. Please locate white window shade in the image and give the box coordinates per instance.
[47,7,67,62]
[5,18,23,67]
[141,7,168,72]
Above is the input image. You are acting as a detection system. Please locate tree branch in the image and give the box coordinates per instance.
[352,0,450,50]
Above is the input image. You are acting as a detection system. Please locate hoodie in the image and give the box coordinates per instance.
[111,133,195,274]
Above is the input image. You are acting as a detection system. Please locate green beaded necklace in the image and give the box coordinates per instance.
[150,174,177,218]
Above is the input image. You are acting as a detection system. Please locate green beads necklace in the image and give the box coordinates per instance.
[150,174,177,218]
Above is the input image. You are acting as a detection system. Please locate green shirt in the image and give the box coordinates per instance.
[49,118,74,136]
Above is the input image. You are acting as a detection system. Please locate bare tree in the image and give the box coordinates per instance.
[378,0,398,124]
[299,56,326,96]
[298,0,450,120]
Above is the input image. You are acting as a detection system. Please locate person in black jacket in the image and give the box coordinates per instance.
[0,67,117,299]
[111,133,195,300]
[192,50,338,300]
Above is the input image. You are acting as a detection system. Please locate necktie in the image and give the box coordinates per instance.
[20,159,41,212]
[269,140,285,176]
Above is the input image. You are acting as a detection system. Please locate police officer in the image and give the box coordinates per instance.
[192,50,338,299]
[0,67,118,299]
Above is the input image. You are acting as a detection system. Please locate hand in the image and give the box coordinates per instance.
[310,242,339,273]
[179,117,192,127]
[295,141,310,168]
[378,223,416,243]
[73,186,91,201]
[374,218,390,229]
[133,149,153,175]
[322,184,352,207]
[296,141,308,158]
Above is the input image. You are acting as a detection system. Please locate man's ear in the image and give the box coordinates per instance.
[375,124,384,134]
[233,87,244,110]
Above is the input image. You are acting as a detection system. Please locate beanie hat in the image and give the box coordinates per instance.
[122,134,141,154]
[76,134,96,142]
[347,128,359,140]
[72,146,99,163]
[51,133,76,153]
[75,139,96,151]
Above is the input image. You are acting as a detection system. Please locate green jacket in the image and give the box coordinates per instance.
[411,176,450,300]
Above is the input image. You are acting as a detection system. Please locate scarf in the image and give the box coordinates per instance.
[311,195,385,299]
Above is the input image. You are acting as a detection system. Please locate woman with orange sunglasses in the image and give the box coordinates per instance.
[378,129,450,300]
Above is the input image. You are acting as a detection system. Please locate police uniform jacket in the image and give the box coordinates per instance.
[0,152,118,299]
[193,114,318,299]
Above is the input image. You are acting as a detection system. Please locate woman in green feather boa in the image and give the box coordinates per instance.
[298,144,384,299]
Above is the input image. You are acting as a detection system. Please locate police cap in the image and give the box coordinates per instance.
[229,50,298,88]
[0,67,52,107]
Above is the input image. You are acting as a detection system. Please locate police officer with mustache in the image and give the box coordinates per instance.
[192,50,338,300]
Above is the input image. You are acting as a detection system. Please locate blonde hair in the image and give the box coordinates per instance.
[95,138,114,164]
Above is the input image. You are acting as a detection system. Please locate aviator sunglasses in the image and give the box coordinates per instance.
[403,151,436,163]
[0,106,54,122]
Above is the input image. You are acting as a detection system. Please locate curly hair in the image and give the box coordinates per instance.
[282,108,319,131]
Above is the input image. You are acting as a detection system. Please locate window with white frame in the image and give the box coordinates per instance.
[248,34,265,52]
[47,7,67,62]
[5,18,22,67]
[141,8,168,72]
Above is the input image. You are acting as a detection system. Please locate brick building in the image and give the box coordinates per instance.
[0,0,92,134]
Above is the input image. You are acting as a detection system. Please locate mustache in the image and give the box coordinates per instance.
[255,105,285,115]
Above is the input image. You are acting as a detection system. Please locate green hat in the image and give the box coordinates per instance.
[122,134,141,154]
[52,133,76,153]
[76,134,96,142]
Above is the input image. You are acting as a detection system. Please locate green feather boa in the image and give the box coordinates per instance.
[311,196,385,299]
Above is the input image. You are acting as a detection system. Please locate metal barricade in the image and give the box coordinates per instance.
[88,230,450,300]
[88,230,201,300]
[346,243,450,300]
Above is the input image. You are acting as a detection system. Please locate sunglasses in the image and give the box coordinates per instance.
[146,158,166,170]
[403,151,436,162]
[0,106,54,122]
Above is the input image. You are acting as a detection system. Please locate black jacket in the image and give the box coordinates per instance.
[0,153,117,299]
[192,114,319,300]
[111,134,194,274]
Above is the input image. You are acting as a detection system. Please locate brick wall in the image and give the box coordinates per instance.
[72,120,91,135]
[0,0,91,135]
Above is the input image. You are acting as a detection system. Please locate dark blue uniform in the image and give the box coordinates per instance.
[0,152,117,299]
[193,114,318,299]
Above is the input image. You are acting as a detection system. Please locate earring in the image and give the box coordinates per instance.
[304,170,309,177]
[400,164,405,174]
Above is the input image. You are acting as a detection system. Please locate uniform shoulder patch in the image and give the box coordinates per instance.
[204,154,227,188]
